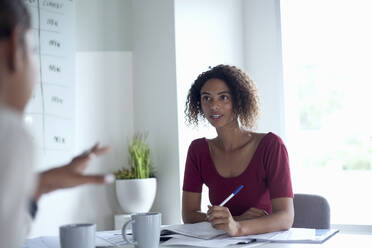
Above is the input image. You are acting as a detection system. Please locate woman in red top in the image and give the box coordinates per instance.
[182,65,294,236]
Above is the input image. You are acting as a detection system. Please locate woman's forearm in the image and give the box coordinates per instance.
[235,210,293,236]
[182,210,207,223]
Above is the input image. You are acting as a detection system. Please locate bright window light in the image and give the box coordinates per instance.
[281,0,372,225]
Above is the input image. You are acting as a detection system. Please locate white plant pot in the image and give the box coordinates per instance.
[115,178,157,214]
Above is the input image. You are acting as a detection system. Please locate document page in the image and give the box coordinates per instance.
[229,228,339,244]
[161,234,258,247]
[161,221,226,239]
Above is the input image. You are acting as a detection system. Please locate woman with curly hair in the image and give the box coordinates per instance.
[182,65,294,236]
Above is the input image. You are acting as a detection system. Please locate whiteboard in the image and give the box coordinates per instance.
[24,0,75,171]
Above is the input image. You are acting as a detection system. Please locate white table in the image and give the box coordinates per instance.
[93,233,372,248]
[25,232,372,248]
[257,234,372,248]
[157,233,372,248]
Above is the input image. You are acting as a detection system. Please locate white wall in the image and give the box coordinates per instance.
[243,0,286,138]
[132,0,181,224]
[174,0,245,210]
[30,0,287,235]
[30,0,135,236]
[76,0,132,51]
[30,52,133,236]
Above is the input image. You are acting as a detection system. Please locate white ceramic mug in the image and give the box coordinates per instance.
[59,223,96,248]
[122,212,161,248]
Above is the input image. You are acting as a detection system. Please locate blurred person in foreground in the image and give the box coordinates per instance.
[0,1,114,247]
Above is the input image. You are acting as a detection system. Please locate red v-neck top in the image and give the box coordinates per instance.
[182,132,293,216]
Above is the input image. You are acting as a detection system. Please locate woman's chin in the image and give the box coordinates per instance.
[209,121,226,129]
[208,119,238,130]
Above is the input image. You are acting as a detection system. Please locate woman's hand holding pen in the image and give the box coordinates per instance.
[207,205,241,236]
[206,185,244,236]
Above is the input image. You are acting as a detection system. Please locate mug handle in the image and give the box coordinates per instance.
[122,220,137,245]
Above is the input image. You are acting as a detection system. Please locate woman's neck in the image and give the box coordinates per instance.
[215,123,251,151]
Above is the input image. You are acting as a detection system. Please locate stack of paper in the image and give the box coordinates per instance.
[231,228,339,243]
[161,234,261,247]
[257,228,339,243]
[160,222,339,247]
[161,221,225,239]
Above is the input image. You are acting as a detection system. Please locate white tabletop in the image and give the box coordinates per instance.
[25,232,372,248]
[152,233,372,248]
[256,234,372,248]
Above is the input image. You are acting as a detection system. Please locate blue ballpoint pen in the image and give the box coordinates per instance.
[219,185,244,206]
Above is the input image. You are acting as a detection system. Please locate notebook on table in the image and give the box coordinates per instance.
[161,221,226,240]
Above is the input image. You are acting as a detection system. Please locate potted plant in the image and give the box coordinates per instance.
[114,133,156,213]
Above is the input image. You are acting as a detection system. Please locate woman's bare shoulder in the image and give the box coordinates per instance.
[250,132,267,141]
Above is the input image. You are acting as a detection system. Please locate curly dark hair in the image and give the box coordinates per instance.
[185,64,260,129]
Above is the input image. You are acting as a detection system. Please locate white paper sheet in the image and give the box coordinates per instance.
[24,234,121,248]
[229,228,338,243]
[23,237,59,248]
[96,229,129,246]
[161,221,226,239]
[161,234,255,247]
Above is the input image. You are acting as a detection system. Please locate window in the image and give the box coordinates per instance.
[281,0,372,225]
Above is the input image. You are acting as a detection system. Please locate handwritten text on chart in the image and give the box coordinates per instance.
[42,1,63,10]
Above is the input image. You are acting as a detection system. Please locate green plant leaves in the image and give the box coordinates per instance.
[115,132,154,179]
